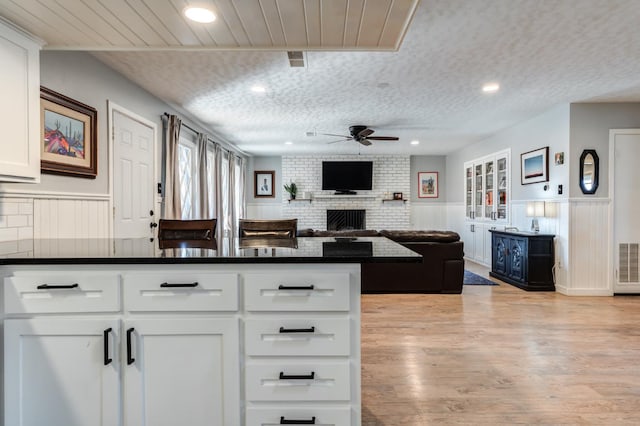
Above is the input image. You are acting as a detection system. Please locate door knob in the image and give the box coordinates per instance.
[150,222,158,229]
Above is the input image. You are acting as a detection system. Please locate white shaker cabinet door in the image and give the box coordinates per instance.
[0,20,41,182]
[4,318,121,426]
[122,318,240,426]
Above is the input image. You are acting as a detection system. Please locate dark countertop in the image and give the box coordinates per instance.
[488,229,555,237]
[0,237,422,265]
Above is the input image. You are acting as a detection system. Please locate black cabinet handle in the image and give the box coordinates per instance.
[37,283,79,290]
[126,327,135,365]
[279,372,315,380]
[278,285,314,290]
[160,282,198,288]
[103,328,112,366]
[280,416,316,424]
[279,326,315,333]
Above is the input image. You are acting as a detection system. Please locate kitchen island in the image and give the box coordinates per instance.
[1,236,420,426]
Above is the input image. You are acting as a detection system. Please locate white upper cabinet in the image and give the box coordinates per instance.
[0,18,42,182]
[464,149,510,224]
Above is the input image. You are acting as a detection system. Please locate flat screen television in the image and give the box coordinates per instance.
[322,161,373,194]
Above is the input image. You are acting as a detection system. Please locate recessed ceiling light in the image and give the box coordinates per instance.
[251,85,266,93]
[284,141,293,145]
[184,7,216,23]
[410,140,420,145]
[482,82,500,93]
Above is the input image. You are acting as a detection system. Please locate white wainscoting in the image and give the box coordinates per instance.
[563,198,611,296]
[410,203,448,230]
[245,203,283,221]
[34,197,110,239]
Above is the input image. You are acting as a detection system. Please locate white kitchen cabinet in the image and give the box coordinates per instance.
[0,18,41,182]
[464,149,510,266]
[123,318,239,426]
[4,318,120,426]
[3,263,361,426]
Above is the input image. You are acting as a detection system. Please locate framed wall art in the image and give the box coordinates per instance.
[254,170,275,198]
[521,146,549,185]
[418,171,438,198]
[40,87,97,178]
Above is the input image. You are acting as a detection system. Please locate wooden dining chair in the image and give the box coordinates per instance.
[157,219,217,249]
[238,219,298,239]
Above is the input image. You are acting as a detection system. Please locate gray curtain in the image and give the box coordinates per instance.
[228,152,238,241]
[213,143,225,243]
[163,114,182,219]
[196,132,210,219]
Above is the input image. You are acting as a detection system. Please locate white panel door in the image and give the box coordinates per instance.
[113,109,155,238]
[123,318,240,426]
[4,318,120,426]
[612,130,640,293]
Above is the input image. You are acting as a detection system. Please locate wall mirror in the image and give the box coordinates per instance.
[579,149,599,194]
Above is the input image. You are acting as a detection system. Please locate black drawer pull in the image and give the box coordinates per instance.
[126,327,135,365]
[37,283,79,290]
[160,282,199,288]
[280,416,316,424]
[103,328,112,366]
[279,372,315,380]
[278,285,314,290]
[279,326,315,334]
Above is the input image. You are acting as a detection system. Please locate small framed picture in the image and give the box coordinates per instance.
[521,147,549,185]
[40,86,98,178]
[418,171,438,198]
[393,192,403,200]
[254,170,275,198]
[554,152,564,165]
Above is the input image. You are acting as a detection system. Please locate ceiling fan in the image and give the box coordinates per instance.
[320,125,399,146]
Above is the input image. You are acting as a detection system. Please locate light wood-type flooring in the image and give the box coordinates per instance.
[361,262,640,425]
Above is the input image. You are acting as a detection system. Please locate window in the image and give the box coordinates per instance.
[178,136,197,219]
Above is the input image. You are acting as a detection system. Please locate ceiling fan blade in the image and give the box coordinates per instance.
[366,136,399,141]
[359,139,373,146]
[319,133,350,138]
[326,138,349,144]
[357,128,374,138]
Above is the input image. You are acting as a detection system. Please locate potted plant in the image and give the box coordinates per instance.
[284,182,297,200]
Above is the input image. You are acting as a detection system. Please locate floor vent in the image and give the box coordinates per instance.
[619,243,639,283]
[287,51,305,67]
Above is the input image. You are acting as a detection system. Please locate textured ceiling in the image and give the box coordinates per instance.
[5,0,640,156]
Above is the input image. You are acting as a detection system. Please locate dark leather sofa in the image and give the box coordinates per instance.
[297,229,464,294]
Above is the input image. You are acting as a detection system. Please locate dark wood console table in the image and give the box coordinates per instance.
[489,229,555,291]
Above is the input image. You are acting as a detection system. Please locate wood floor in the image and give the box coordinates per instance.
[361,263,640,425]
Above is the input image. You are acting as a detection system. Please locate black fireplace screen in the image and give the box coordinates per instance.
[327,209,366,231]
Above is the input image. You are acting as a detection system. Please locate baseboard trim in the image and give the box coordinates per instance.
[556,285,612,296]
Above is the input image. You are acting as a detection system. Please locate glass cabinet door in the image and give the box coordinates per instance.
[496,155,508,220]
[484,159,494,219]
[474,164,483,219]
[465,165,473,218]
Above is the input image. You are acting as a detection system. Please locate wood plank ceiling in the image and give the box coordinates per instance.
[0,0,419,50]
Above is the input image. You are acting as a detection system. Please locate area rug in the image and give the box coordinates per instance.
[463,270,499,285]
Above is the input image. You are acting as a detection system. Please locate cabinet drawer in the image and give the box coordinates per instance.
[244,272,350,312]
[246,361,350,402]
[123,272,238,312]
[246,406,351,426]
[245,318,350,356]
[4,273,120,314]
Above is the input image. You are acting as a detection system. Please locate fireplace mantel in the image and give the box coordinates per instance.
[313,194,377,200]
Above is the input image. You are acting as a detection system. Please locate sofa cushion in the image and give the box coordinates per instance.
[379,230,460,243]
